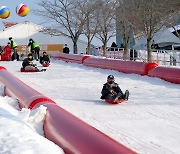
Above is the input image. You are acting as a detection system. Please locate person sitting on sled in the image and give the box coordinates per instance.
[22,53,46,71]
[40,52,50,65]
[100,75,129,101]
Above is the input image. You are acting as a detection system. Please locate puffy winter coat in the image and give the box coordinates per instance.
[101,82,123,99]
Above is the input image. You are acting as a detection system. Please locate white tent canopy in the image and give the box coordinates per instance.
[133,28,180,50]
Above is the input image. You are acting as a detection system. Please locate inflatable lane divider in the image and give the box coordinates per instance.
[0,66,7,70]
[0,67,56,109]
[148,66,180,84]
[0,67,137,154]
[83,57,158,75]
[33,103,137,154]
[51,52,84,64]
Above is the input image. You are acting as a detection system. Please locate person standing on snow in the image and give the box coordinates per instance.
[28,38,40,61]
[100,75,129,101]
[9,37,18,60]
[63,44,70,54]
[3,42,12,61]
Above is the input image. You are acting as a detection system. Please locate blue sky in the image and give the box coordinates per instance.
[0,0,42,29]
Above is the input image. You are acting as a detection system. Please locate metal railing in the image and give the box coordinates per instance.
[90,47,180,66]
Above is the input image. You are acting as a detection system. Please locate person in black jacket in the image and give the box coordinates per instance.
[63,44,70,54]
[100,75,129,101]
[40,52,50,65]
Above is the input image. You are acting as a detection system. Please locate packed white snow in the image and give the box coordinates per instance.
[0,86,64,153]
[0,58,180,154]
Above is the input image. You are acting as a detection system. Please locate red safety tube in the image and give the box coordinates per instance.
[148,66,180,84]
[83,57,157,75]
[0,67,137,154]
[51,52,86,64]
[0,68,55,109]
[34,103,137,154]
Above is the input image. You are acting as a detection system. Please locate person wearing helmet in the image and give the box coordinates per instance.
[100,75,129,101]
[28,38,40,61]
[9,37,19,61]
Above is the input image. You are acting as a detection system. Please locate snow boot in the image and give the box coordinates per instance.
[40,69,47,72]
[124,90,129,100]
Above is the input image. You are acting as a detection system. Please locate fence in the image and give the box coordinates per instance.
[90,47,180,66]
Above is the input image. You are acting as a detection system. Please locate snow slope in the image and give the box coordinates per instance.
[0,59,180,154]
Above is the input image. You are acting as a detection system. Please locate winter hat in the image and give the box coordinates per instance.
[107,75,114,80]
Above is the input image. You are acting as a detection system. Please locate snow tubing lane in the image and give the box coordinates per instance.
[33,103,136,154]
[83,57,158,75]
[148,66,180,84]
[51,52,90,64]
[0,66,136,154]
[0,68,56,109]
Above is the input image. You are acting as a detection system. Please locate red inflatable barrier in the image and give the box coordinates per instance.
[34,103,136,154]
[0,66,136,154]
[51,52,84,64]
[0,68,56,108]
[51,52,90,64]
[148,66,180,84]
[0,66,7,70]
[83,57,157,75]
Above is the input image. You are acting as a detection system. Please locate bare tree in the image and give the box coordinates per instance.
[94,0,116,56]
[116,1,134,60]
[82,0,99,54]
[122,0,180,62]
[36,0,89,54]
[163,11,180,38]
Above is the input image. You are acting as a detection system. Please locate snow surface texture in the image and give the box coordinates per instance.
[0,59,180,154]
[0,91,64,153]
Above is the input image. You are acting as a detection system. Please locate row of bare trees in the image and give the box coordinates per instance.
[36,0,180,61]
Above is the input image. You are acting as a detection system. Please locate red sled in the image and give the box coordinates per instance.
[20,68,39,72]
[42,63,50,67]
[105,98,124,104]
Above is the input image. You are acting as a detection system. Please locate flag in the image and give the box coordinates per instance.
[2,21,18,28]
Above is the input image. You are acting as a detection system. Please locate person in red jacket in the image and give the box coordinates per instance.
[3,42,12,61]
